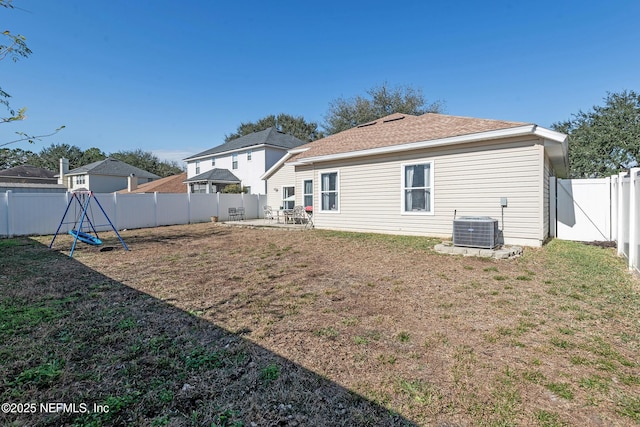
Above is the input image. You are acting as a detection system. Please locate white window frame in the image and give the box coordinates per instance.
[400,160,434,215]
[319,171,340,213]
[303,179,313,208]
[211,157,215,167]
[247,149,252,161]
[282,185,295,210]
[232,153,238,170]
[195,160,200,174]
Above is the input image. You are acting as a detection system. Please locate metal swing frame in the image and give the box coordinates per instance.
[50,191,129,258]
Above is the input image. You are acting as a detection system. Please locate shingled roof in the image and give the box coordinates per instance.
[294,113,530,161]
[0,165,57,183]
[184,127,307,161]
[183,168,240,184]
[64,158,160,179]
[118,172,188,193]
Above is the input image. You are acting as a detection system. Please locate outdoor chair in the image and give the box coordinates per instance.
[304,206,314,229]
[228,207,240,221]
[236,207,245,220]
[263,205,274,222]
[293,205,307,224]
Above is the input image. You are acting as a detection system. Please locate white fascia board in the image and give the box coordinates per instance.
[534,126,569,178]
[260,147,310,180]
[532,126,567,143]
[291,125,538,165]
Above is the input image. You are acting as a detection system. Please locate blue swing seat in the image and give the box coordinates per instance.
[69,229,102,246]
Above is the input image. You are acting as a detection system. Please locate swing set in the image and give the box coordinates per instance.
[49,191,129,258]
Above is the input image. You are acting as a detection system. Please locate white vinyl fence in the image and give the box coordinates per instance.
[551,168,639,273]
[614,168,640,273]
[0,191,266,238]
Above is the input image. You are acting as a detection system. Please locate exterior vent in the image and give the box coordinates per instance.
[453,216,500,249]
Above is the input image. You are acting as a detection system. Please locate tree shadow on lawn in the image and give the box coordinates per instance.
[0,238,415,426]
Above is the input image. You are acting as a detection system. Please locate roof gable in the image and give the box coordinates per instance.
[184,127,307,160]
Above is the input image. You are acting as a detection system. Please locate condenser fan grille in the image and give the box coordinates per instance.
[453,217,499,249]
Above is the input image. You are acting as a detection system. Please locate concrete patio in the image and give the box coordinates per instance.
[218,218,311,231]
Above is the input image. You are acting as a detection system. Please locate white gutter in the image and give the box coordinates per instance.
[289,125,569,176]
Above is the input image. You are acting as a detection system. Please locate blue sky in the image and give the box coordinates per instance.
[2,0,639,165]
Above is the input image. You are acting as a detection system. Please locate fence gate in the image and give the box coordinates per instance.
[554,178,613,242]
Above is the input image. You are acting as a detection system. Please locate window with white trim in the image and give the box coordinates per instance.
[211,157,215,167]
[320,172,338,211]
[191,183,207,194]
[403,162,433,213]
[303,180,313,208]
[232,153,238,170]
[247,150,252,161]
[282,186,295,209]
[195,160,200,174]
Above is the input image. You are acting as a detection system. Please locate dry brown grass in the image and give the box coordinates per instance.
[1,222,638,426]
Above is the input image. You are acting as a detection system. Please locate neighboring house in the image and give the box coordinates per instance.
[118,172,188,193]
[183,168,241,194]
[57,157,160,193]
[0,165,67,193]
[183,127,307,194]
[262,112,568,247]
[0,164,57,183]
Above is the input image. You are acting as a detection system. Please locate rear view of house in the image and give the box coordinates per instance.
[263,113,568,247]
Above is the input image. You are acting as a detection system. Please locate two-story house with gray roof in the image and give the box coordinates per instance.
[57,157,160,193]
[183,127,306,194]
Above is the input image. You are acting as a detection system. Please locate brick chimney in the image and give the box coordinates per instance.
[58,158,69,187]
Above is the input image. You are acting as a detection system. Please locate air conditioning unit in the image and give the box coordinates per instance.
[453,217,500,249]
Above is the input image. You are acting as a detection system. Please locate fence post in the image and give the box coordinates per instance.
[610,175,618,242]
[629,168,639,271]
[549,176,557,238]
[617,172,626,257]
[113,192,119,231]
[4,190,12,238]
[187,192,192,224]
[154,192,159,227]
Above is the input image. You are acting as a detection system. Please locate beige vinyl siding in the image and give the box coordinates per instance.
[266,162,296,209]
[308,137,546,246]
[294,165,314,208]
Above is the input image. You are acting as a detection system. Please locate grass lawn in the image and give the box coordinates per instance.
[1,222,639,426]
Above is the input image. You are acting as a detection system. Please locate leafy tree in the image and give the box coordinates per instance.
[34,143,84,171]
[323,82,444,134]
[221,184,247,194]
[225,113,323,143]
[110,149,183,177]
[552,90,640,178]
[79,147,106,165]
[0,147,37,169]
